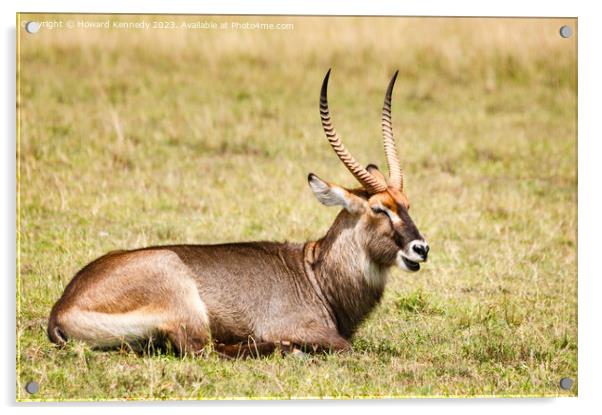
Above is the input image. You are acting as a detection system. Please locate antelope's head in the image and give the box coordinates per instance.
[308,69,429,272]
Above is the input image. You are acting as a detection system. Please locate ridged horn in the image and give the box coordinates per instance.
[320,69,388,194]
[382,70,403,190]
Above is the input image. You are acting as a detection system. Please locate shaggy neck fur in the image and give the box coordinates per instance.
[311,210,390,339]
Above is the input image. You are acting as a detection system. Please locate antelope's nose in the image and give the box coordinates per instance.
[412,242,429,260]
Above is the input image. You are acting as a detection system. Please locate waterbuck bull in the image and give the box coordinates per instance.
[47,69,430,357]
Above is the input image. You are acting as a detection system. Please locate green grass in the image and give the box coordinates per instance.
[17,15,577,400]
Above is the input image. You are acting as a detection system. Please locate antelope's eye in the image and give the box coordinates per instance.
[371,206,387,215]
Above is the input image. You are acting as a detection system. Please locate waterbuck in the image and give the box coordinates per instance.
[47,69,429,357]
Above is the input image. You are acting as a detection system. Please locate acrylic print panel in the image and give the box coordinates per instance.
[16,13,577,400]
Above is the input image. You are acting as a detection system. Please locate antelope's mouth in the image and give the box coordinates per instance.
[401,256,420,272]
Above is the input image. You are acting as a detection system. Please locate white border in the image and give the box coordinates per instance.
[3,1,601,414]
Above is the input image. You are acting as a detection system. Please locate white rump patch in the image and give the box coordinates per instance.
[61,309,167,348]
[60,287,209,349]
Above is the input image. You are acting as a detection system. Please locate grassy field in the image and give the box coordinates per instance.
[17,15,577,400]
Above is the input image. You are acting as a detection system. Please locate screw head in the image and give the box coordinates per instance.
[559,25,573,39]
[559,377,574,390]
[25,21,41,34]
[25,381,39,394]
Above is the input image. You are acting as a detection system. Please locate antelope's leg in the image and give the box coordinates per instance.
[288,326,352,353]
[161,275,211,356]
[214,341,281,359]
[212,332,348,358]
[164,318,210,356]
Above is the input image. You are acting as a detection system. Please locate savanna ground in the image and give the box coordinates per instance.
[17,15,577,400]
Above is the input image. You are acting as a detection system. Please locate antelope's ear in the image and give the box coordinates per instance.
[307,173,364,213]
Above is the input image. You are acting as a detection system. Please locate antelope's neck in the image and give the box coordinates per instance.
[309,214,390,338]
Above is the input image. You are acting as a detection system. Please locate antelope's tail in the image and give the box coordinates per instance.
[47,311,68,346]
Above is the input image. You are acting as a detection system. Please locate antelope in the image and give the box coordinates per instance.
[47,69,430,358]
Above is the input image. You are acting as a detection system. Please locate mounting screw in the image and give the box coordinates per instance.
[25,381,39,394]
[559,25,573,39]
[559,377,574,390]
[25,21,41,34]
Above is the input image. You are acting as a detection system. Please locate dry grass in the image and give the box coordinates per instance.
[17,14,577,400]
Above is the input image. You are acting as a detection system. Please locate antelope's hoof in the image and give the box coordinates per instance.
[289,348,309,359]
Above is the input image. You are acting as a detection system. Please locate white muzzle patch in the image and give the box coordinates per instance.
[396,240,429,272]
